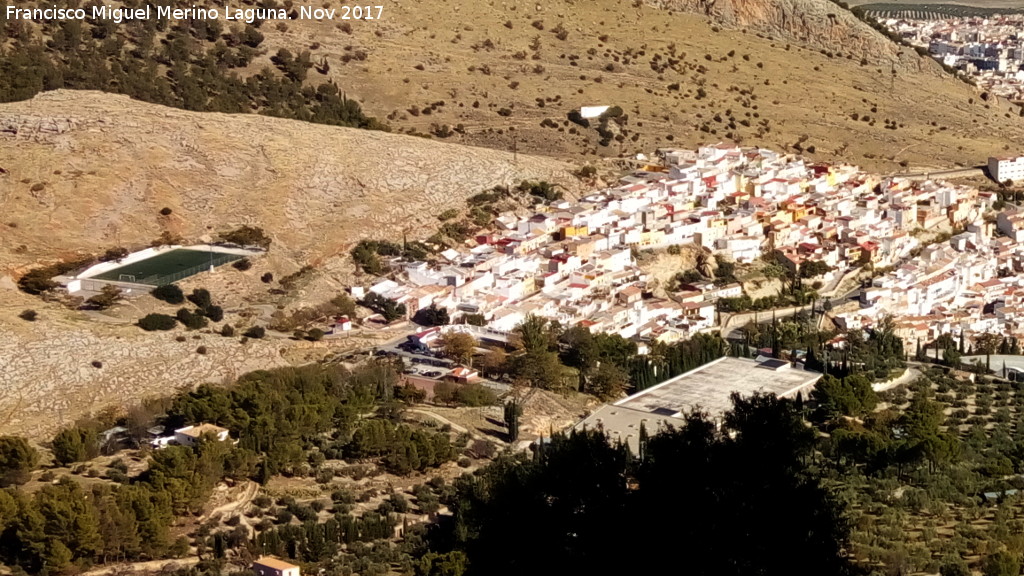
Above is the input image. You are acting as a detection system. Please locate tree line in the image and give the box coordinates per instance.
[0,359,458,575]
[436,393,854,576]
[0,1,386,130]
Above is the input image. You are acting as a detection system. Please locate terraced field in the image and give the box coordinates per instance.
[859,2,1024,18]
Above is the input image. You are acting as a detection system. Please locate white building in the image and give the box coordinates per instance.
[253,557,300,576]
[989,156,1024,183]
[174,423,230,447]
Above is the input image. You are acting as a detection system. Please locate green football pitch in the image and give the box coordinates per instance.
[92,249,242,284]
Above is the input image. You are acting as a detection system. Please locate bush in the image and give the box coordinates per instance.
[0,436,39,487]
[176,308,209,330]
[159,207,173,216]
[261,273,274,283]
[86,285,123,310]
[221,324,236,337]
[219,226,271,249]
[244,326,266,339]
[203,305,224,322]
[187,288,213,309]
[18,309,37,321]
[99,247,129,262]
[151,284,185,305]
[18,257,96,294]
[455,383,498,406]
[138,313,177,331]
[232,258,253,271]
[413,303,450,326]
[51,426,99,465]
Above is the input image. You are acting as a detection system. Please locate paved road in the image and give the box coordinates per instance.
[888,165,987,181]
[348,333,513,394]
[720,285,861,340]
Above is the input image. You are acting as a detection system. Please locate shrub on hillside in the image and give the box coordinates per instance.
[138,313,177,331]
[99,247,129,262]
[176,308,209,330]
[187,288,212,309]
[219,226,271,249]
[203,305,224,322]
[17,256,96,295]
[86,285,123,310]
[244,326,266,339]
[18,310,37,321]
[152,285,185,305]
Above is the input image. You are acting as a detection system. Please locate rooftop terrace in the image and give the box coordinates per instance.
[574,357,822,453]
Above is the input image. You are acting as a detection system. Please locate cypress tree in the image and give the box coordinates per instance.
[503,398,522,443]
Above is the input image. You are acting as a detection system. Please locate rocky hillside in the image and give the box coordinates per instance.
[248,0,1024,171]
[649,0,912,68]
[0,90,579,274]
[5,0,1024,173]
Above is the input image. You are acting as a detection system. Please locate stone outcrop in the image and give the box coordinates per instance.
[649,0,924,71]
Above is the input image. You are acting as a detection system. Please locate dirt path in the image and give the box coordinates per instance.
[199,480,260,538]
[205,480,259,518]
[79,558,200,576]
[408,408,471,435]
[874,367,922,392]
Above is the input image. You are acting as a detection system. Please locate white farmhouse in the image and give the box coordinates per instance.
[174,423,230,447]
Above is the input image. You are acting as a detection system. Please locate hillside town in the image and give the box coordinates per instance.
[880,14,1024,101]
[358,143,1024,353]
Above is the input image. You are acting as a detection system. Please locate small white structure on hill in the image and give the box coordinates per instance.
[579,105,611,119]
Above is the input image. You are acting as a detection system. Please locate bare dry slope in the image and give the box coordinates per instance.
[0,90,580,273]
[0,90,579,440]
[253,0,1024,171]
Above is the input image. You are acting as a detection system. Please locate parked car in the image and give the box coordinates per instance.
[424,371,442,378]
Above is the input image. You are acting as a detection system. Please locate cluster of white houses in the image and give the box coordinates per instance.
[843,206,1024,347]
[364,143,999,347]
[879,14,1024,101]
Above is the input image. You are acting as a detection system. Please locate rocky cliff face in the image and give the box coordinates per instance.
[650,0,924,71]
